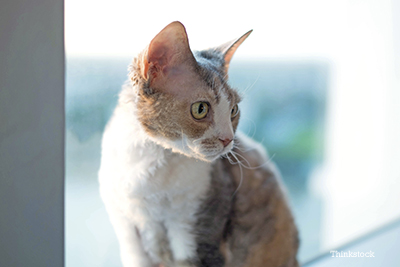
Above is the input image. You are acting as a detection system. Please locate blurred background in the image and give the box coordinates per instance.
[65,0,400,266]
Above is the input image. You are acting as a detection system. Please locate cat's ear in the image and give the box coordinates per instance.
[217,30,252,74]
[141,21,196,82]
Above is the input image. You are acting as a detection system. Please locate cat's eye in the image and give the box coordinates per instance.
[191,102,209,120]
[231,104,239,118]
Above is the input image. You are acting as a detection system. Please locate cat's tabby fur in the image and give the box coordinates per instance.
[99,21,299,267]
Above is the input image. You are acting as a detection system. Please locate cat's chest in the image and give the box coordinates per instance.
[139,157,212,209]
[109,147,213,218]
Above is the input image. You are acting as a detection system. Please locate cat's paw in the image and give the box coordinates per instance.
[158,245,174,267]
[173,260,196,267]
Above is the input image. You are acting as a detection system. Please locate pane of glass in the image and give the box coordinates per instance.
[65,0,400,266]
[65,57,328,265]
[65,57,128,266]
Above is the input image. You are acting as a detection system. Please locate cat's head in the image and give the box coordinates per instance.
[129,21,251,162]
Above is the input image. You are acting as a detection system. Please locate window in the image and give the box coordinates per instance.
[65,0,400,266]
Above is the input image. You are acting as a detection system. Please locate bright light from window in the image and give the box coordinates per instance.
[65,0,400,265]
[66,0,349,59]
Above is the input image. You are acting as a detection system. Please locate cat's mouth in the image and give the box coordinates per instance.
[199,153,223,162]
[193,144,233,162]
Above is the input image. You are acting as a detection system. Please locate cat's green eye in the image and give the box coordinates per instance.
[231,104,239,118]
[191,102,209,120]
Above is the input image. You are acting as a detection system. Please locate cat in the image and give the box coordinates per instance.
[99,21,299,267]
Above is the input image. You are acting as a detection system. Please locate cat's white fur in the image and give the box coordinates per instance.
[99,83,234,266]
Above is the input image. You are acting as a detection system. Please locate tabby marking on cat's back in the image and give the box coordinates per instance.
[99,21,299,267]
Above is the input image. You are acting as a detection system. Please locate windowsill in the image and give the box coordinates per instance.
[304,217,400,267]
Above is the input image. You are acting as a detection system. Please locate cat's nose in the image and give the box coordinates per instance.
[219,138,233,147]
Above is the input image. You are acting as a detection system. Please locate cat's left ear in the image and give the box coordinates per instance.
[217,30,253,74]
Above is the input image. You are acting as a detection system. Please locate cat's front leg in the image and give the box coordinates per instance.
[160,261,197,267]
[160,260,197,267]
[164,219,198,267]
[138,220,176,266]
[172,261,197,267]
[107,211,156,267]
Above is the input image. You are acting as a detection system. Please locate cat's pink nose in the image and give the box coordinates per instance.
[219,138,233,147]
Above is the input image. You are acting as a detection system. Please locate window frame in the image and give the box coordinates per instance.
[0,0,64,266]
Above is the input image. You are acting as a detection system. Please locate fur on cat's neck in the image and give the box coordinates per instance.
[108,83,210,183]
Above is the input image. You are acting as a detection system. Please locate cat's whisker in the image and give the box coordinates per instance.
[232,144,251,154]
[222,73,229,84]
[241,116,258,139]
[231,150,277,170]
[232,141,250,153]
[260,136,265,145]
[231,151,254,168]
[225,153,235,165]
[232,140,254,153]
[220,73,231,90]
[242,75,260,95]
[180,128,185,149]
[225,152,247,171]
[212,76,217,92]
[192,137,203,144]
[229,152,244,198]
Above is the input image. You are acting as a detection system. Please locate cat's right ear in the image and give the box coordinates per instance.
[140,21,196,82]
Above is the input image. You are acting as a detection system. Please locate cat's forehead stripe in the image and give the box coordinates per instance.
[195,66,222,104]
[199,71,240,107]
[221,86,240,106]
[194,58,240,106]
[194,52,231,104]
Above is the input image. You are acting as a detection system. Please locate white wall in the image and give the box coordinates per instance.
[0,0,64,266]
